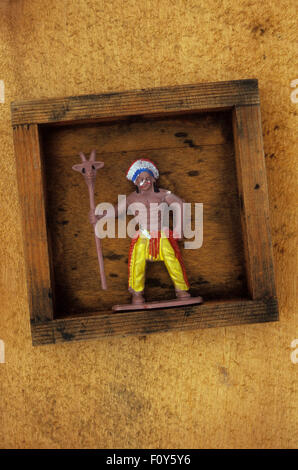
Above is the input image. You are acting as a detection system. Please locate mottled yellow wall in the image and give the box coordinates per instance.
[0,0,297,448]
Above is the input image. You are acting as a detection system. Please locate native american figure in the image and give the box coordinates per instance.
[91,159,197,307]
[125,159,191,305]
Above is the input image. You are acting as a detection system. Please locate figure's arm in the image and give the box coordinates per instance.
[113,195,128,218]
[164,191,185,206]
[89,193,132,224]
[164,190,185,239]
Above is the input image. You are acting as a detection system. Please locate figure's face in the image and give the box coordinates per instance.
[135,171,155,191]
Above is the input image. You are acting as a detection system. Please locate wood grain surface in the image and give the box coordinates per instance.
[233,105,276,299]
[1,0,296,450]
[41,111,248,317]
[11,79,260,126]
[31,298,278,346]
[13,124,53,321]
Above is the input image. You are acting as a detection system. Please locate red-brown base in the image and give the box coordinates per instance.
[112,296,204,312]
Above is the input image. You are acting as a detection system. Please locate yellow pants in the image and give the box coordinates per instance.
[128,231,189,293]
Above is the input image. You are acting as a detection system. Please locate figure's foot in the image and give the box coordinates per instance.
[131,292,145,305]
[175,288,191,299]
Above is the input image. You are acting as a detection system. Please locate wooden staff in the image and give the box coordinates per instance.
[72,149,107,290]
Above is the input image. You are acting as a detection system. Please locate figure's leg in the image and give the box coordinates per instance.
[128,237,147,304]
[160,236,191,298]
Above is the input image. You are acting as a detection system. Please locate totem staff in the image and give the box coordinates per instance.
[72,149,107,290]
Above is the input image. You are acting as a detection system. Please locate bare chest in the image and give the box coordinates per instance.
[130,193,166,208]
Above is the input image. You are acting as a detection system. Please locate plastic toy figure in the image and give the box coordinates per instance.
[88,157,203,311]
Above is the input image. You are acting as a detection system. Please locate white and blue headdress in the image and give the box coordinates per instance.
[126,159,159,183]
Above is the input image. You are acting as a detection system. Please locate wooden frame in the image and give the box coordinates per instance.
[11,79,279,345]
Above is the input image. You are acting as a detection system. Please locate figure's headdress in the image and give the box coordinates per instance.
[126,159,159,183]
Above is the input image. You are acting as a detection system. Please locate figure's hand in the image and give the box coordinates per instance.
[89,210,102,224]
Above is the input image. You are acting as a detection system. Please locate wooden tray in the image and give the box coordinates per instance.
[11,79,279,345]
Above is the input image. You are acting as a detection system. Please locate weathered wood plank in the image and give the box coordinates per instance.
[41,112,247,315]
[31,298,279,345]
[11,79,260,126]
[232,105,276,299]
[13,124,53,321]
